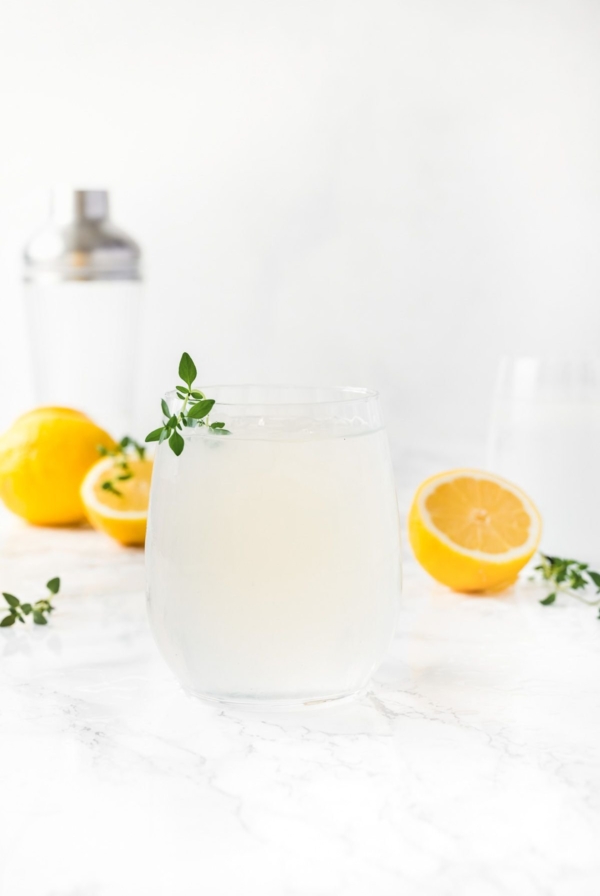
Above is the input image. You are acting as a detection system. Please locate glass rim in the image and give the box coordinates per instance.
[164,384,379,408]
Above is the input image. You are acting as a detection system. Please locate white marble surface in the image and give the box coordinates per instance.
[1,515,600,896]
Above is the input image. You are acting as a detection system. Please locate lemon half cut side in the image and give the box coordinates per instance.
[408,469,542,593]
[80,455,152,546]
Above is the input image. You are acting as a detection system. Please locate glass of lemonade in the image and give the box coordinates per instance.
[146,385,401,707]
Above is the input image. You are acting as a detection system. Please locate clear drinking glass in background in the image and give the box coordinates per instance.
[146,386,402,708]
[487,356,600,563]
[23,188,142,438]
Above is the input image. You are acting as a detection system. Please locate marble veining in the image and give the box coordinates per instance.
[1,514,599,896]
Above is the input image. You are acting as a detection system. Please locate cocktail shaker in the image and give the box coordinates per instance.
[23,188,142,439]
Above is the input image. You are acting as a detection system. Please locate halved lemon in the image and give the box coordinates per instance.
[80,456,153,546]
[408,469,541,593]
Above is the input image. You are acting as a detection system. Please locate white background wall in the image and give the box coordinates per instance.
[0,0,599,486]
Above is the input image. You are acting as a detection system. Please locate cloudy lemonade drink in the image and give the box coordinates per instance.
[146,385,401,706]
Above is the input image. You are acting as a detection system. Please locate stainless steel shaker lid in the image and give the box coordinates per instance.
[23,188,141,283]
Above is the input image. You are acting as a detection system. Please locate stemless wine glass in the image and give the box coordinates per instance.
[487,356,600,562]
[146,385,402,708]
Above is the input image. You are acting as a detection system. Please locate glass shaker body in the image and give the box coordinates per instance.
[25,280,141,439]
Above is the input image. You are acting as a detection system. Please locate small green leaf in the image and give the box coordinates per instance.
[145,428,164,443]
[178,352,197,387]
[101,481,123,497]
[33,611,47,625]
[97,445,108,456]
[161,398,170,418]
[569,571,587,591]
[540,593,556,606]
[210,421,225,429]
[21,603,32,614]
[0,614,16,627]
[214,428,230,435]
[116,471,133,481]
[169,430,185,456]
[187,399,215,420]
[555,566,568,584]
[158,427,169,444]
[119,436,131,449]
[2,593,20,608]
[177,384,190,394]
[588,571,600,590]
[46,577,60,595]
[190,390,206,400]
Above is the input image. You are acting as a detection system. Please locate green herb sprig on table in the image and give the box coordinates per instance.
[534,553,600,617]
[0,577,60,627]
[97,436,147,498]
[145,352,229,456]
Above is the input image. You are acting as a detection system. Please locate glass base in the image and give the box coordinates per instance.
[182,687,363,712]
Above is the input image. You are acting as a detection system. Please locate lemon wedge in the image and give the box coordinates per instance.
[80,455,152,546]
[408,469,541,593]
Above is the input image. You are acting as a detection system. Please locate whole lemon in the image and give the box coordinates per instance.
[0,407,116,525]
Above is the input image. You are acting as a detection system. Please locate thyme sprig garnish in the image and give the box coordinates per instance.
[0,577,60,627]
[533,553,600,618]
[97,436,146,498]
[145,352,229,456]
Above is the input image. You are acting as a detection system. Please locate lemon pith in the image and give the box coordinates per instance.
[408,469,541,593]
[80,456,152,546]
